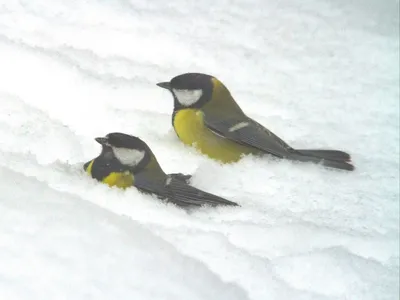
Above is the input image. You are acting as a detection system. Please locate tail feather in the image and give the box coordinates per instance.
[319,158,354,171]
[289,150,355,171]
[297,149,351,161]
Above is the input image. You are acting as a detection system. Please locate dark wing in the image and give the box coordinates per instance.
[203,112,355,171]
[204,113,294,158]
[133,171,238,208]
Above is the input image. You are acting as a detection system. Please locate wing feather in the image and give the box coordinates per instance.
[133,171,238,208]
[204,113,293,158]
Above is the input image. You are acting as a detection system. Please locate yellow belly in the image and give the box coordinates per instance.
[102,171,134,189]
[86,160,134,189]
[173,109,257,163]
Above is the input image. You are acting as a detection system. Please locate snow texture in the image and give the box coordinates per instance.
[0,0,399,299]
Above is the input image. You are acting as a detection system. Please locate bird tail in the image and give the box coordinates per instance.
[289,149,355,171]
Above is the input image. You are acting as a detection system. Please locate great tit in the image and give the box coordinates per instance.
[157,73,354,171]
[83,132,238,208]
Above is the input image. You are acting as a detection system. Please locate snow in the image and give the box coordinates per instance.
[0,0,398,299]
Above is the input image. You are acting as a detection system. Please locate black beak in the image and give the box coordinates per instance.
[156,81,171,90]
[95,137,108,145]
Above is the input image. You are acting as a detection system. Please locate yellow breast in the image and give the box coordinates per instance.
[86,160,134,189]
[173,109,256,163]
[102,171,134,189]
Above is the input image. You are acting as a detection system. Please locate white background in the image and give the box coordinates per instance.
[0,0,398,299]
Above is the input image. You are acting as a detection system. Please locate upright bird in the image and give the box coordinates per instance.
[157,73,354,171]
[83,132,238,208]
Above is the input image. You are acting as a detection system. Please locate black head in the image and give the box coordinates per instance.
[157,73,215,110]
[95,133,151,170]
[96,133,150,151]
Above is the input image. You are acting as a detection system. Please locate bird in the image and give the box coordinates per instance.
[156,72,355,171]
[83,132,238,208]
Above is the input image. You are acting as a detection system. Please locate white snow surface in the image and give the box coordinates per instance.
[0,0,399,299]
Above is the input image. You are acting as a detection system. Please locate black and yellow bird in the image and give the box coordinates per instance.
[83,132,238,208]
[156,73,354,171]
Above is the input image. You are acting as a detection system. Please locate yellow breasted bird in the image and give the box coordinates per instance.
[156,73,354,171]
[83,132,238,208]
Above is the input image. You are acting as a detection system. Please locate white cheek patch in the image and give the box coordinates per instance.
[228,122,249,132]
[172,89,203,106]
[112,147,145,167]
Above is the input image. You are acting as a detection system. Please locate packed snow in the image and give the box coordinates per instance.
[0,0,399,299]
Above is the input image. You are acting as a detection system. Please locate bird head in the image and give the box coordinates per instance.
[157,73,231,110]
[95,133,153,172]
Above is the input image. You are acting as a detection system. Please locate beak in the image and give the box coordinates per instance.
[156,81,171,90]
[95,137,108,145]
